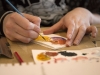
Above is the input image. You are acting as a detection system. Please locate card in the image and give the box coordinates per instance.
[34,33,67,50]
[32,47,100,64]
[1,61,100,75]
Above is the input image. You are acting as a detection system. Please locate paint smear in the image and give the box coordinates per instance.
[35,36,66,45]
[50,37,66,45]
[82,53,87,55]
[37,53,51,61]
[72,56,88,61]
[59,51,77,57]
[45,52,58,57]
[35,35,50,41]
[89,57,100,62]
[54,57,67,63]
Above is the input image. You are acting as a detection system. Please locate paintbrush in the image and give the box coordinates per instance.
[6,0,46,41]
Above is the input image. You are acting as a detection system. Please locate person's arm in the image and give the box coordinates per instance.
[0,0,24,36]
[82,0,100,25]
[90,14,100,25]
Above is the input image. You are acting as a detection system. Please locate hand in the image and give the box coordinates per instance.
[43,7,97,46]
[3,12,41,43]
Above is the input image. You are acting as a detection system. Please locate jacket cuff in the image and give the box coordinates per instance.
[0,11,13,36]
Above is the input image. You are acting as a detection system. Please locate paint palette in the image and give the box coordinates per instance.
[32,47,100,64]
[34,33,67,50]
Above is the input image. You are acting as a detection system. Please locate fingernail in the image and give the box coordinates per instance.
[74,40,79,45]
[68,34,72,39]
[37,27,41,32]
[30,22,35,29]
[92,33,96,38]
[66,42,71,47]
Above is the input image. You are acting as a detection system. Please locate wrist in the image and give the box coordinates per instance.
[90,14,100,25]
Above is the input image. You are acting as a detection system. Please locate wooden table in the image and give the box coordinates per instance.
[0,25,100,64]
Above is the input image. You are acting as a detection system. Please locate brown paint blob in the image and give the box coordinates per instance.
[45,52,58,56]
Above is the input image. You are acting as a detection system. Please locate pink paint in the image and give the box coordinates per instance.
[72,56,88,61]
[47,61,50,64]
[91,52,96,55]
[54,58,57,63]
[41,63,43,64]
[54,57,67,63]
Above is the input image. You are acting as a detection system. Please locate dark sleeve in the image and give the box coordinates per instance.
[66,0,100,14]
[85,0,100,14]
[0,1,6,19]
[0,0,7,36]
[2,0,26,11]
[0,0,26,36]
[0,0,14,36]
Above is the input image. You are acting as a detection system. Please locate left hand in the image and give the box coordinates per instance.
[43,7,97,46]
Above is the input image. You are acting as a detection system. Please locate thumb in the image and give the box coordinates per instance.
[43,20,63,34]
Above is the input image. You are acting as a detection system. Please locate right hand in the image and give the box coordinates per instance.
[3,12,41,43]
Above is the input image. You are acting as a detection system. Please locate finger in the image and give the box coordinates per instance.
[87,26,97,38]
[13,22,39,38]
[66,23,75,39]
[65,20,75,39]
[7,30,32,43]
[66,27,79,47]
[74,25,86,45]
[91,26,97,38]
[6,34,19,42]
[23,13,41,33]
[10,12,35,30]
[24,13,41,27]
[30,22,41,33]
[14,33,32,43]
[43,19,63,34]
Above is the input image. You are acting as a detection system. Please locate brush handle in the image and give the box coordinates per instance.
[6,0,23,16]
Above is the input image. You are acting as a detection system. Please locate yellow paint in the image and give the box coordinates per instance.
[35,35,50,41]
[37,53,51,61]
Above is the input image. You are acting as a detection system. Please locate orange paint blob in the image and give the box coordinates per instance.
[37,53,51,61]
